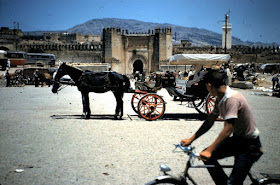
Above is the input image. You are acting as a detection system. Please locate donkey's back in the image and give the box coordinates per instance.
[77,71,130,93]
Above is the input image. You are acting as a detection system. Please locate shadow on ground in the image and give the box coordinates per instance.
[51,113,207,121]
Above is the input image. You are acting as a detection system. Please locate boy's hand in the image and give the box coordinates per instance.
[198,150,212,161]
[181,138,193,146]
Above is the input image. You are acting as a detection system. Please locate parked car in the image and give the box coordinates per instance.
[259,64,280,74]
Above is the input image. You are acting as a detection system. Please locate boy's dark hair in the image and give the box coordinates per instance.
[203,69,228,88]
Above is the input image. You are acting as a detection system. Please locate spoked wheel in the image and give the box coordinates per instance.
[206,93,224,121]
[131,93,145,114]
[206,93,216,114]
[192,95,207,115]
[137,94,165,121]
[145,178,181,184]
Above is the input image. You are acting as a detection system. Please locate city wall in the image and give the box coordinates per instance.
[17,43,103,63]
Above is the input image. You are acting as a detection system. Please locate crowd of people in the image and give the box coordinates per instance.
[3,69,52,87]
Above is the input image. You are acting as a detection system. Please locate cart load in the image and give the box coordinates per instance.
[169,54,230,67]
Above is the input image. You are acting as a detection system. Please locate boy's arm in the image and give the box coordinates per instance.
[199,121,234,161]
[181,113,218,146]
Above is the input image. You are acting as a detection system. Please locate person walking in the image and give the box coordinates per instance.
[7,59,11,70]
[272,74,279,90]
[4,70,10,87]
[33,69,39,87]
[181,69,263,185]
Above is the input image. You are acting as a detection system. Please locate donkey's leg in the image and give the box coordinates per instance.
[81,93,86,115]
[113,91,123,119]
[83,92,91,119]
[119,92,124,119]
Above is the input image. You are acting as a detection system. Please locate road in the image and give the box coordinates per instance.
[0,85,279,185]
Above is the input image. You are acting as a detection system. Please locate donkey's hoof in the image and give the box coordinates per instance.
[84,114,90,119]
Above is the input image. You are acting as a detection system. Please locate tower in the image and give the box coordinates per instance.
[154,28,172,71]
[222,14,232,52]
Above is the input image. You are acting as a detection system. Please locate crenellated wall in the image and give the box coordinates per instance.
[172,44,280,64]
[103,27,172,74]
[17,43,103,63]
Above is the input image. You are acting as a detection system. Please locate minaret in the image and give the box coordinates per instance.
[222,14,232,52]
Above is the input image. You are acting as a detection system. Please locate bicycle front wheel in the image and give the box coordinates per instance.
[262,179,280,184]
[145,178,183,185]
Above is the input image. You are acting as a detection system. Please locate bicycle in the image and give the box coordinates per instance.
[145,144,280,185]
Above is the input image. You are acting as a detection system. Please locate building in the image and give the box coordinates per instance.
[103,27,172,74]
[0,27,23,51]
[44,32,101,44]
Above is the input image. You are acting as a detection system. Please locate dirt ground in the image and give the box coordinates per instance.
[0,79,279,185]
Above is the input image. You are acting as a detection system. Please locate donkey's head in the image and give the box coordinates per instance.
[52,63,67,93]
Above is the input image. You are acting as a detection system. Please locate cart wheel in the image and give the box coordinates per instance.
[206,94,224,121]
[131,93,145,114]
[192,95,207,115]
[206,93,216,114]
[137,94,165,121]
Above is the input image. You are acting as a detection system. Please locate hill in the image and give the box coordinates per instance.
[67,18,246,46]
[25,18,278,46]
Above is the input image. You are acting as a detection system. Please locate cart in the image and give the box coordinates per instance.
[131,54,231,121]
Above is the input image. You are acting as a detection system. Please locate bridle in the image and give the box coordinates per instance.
[53,80,69,93]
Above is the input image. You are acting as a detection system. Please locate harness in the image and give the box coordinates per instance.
[77,71,122,90]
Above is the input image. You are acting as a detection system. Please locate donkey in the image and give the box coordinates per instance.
[52,63,130,119]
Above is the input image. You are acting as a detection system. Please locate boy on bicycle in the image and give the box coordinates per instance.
[181,69,263,185]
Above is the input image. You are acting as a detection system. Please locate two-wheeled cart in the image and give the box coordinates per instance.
[130,54,231,121]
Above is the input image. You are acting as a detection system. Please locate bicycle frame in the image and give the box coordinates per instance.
[146,144,280,185]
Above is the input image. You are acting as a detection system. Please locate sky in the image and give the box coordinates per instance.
[0,0,280,44]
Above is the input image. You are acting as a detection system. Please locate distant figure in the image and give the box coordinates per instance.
[33,69,39,87]
[141,71,146,82]
[173,70,178,79]
[7,59,11,70]
[225,65,232,86]
[134,71,140,81]
[44,73,51,87]
[4,70,10,87]
[272,74,279,90]
[178,70,182,79]
[236,66,245,81]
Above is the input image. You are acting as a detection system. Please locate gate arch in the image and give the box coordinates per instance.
[128,54,148,75]
[133,60,143,73]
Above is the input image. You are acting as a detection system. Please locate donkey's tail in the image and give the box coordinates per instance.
[122,74,131,92]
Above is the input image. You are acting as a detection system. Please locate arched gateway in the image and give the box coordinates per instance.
[103,28,172,75]
[133,60,143,74]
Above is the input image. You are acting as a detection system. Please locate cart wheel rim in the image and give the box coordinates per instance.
[137,94,165,121]
[192,96,207,115]
[131,93,145,114]
[206,94,216,114]
[206,94,224,121]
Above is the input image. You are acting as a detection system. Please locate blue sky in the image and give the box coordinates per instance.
[0,0,280,44]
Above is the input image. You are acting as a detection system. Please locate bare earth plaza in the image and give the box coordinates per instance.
[0,83,279,184]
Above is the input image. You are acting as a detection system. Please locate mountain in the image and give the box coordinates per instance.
[24,18,278,46]
[67,18,246,46]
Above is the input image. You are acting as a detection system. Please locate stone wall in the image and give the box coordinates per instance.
[173,45,280,64]
[17,43,103,63]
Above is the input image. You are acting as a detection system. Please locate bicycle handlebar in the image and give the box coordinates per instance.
[173,143,200,158]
